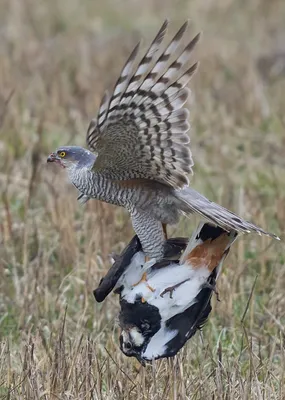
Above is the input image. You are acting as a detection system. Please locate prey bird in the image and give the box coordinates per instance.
[47,20,279,260]
[95,223,238,363]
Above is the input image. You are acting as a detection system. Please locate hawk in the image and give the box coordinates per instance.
[47,20,279,259]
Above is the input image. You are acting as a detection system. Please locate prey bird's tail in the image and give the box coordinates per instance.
[180,222,238,275]
[176,187,280,241]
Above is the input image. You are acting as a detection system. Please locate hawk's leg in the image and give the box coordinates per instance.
[132,272,155,292]
[130,209,165,260]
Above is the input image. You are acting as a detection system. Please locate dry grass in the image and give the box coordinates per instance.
[0,0,285,398]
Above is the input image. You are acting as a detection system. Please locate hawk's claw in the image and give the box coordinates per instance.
[133,272,155,293]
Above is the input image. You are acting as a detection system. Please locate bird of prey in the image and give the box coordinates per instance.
[95,222,238,364]
[47,20,279,260]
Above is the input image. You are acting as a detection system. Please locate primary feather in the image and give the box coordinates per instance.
[86,20,199,189]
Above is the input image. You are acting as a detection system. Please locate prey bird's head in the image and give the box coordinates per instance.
[119,325,149,365]
[119,298,162,364]
[47,146,95,169]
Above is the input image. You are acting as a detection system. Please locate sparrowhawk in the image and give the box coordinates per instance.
[47,20,279,259]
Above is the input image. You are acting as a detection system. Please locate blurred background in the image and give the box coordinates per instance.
[0,0,285,398]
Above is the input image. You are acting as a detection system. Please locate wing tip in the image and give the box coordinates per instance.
[161,19,170,30]
[267,232,280,241]
[236,228,280,241]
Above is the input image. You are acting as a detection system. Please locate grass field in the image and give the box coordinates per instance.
[0,0,285,398]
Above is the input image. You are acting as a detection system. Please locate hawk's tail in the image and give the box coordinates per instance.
[176,186,280,241]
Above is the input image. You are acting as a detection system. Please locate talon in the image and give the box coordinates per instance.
[133,272,147,287]
[132,272,155,292]
[146,284,155,293]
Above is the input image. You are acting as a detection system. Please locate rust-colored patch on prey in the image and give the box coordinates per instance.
[185,233,230,272]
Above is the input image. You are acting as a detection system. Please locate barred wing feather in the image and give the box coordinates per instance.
[86,21,200,189]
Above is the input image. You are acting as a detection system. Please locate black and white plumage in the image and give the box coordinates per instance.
[94,223,238,364]
[118,276,213,364]
[47,21,279,259]
[94,235,188,303]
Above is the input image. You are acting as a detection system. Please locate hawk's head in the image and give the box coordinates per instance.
[47,146,95,169]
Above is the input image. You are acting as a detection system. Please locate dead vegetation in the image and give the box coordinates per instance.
[0,0,285,398]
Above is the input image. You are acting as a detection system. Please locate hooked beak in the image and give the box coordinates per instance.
[47,152,65,168]
[47,153,57,163]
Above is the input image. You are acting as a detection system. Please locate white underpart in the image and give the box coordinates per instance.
[142,321,178,360]
[123,263,210,320]
[121,330,129,343]
[115,251,156,293]
[117,222,222,321]
[130,328,145,347]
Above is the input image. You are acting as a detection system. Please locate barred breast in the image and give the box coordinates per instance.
[68,166,137,207]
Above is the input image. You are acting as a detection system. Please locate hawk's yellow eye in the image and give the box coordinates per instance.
[59,151,66,158]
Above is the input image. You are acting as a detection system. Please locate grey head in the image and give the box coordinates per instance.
[47,146,96,170]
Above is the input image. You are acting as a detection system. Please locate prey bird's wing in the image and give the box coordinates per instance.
[86,20,200,189]
[93,235,142,303]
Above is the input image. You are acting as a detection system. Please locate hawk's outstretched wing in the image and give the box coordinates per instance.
[86,20,200,189]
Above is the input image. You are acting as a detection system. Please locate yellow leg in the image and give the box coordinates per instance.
[133,272,147,287]
[132,272,155,292]
[146,283,155,292]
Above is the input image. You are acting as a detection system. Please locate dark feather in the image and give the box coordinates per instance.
[93,235,141,303]
[146,268,218,361]
[93,235,188,303]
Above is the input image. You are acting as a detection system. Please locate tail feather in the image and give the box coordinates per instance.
[177,187,280,241]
